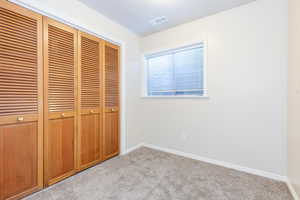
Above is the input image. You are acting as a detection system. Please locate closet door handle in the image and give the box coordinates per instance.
[90,110,94,114]
[17,116,24,122]
[61,113,65,118]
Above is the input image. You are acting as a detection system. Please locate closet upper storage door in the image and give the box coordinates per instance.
[77,32,103,170]
[103,42,120,160]
[0,1,43,200]
[43,17,78,186]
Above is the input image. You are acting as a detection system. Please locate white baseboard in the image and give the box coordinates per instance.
[128,143,287,182]
[124,143,145,155]
[287,180,300,200]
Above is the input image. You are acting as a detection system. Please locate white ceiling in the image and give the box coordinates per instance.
[79,0,255,36]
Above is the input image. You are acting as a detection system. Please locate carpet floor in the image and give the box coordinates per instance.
[24,147,293,200]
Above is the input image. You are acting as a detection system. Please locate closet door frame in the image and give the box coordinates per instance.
[77,31,104,171]
[103,42,120,160]
[0,1,44,199]
[43,17,78,186]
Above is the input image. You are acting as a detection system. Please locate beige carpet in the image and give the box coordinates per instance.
[24,147,293,200]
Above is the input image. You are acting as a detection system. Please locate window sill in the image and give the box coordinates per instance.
[141,95,209,99]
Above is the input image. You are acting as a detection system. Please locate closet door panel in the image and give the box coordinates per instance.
[0,123,37,200]
[104,112,119,157]
[48,118,74,180]
[103,43,120,160]
[44,17,77,186]
[0,1,43,199]
[78,32,103,170]
[80,114,101,166]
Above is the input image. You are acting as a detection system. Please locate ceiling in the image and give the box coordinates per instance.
[79,0,255,36]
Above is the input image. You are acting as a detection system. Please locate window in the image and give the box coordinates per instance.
[145,43,206,97]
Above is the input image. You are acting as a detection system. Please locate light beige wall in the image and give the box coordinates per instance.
[141,0,288,176]
[288,0,300,198]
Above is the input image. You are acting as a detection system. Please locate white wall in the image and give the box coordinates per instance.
[11,0,144,152]
[141,0,288,176]
[288,0,300,197]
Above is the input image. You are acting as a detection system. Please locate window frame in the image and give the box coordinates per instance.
[142,42,208,99]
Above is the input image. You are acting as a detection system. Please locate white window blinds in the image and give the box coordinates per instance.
[147,44,205,96]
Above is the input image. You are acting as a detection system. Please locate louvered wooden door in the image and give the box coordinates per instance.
[103,42,120,160]
[77,32,103,170]
[43,17,78,186]
[0,1,43,200]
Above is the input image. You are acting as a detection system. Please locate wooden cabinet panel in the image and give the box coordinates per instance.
[48,118,74,181]
[103,112,119,159]
[80,35,101,109]
[44,17,77,186]
[77,32,103,170]
[80,114,101,168]
[104,44,119,108]
[0,1,43,199]
[103,42,120,160]
[0,122,38,200]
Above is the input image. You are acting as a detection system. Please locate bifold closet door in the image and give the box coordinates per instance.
[77,32,103,170]
[0,1,43,200]
[103,42,120,160]
[43,17,78,186]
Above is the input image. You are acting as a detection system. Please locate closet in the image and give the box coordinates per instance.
[43,17,78,186]
[0,1,43,200]
[103,42,120,160]
[0,1,120,199]
[77,32,103,170]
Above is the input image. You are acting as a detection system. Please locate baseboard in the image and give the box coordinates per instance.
[140,143,287,182]
[287,179,300,200]
[124,143,145,154]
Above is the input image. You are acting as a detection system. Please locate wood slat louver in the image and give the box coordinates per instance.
[81,36,100,109]
[103,43,120,160]
[44,18,77,186]
[77,32,103,170]
[0,1,44,200]
[105,46,119,107]
[48,25,75,112]
[0,7,38,116]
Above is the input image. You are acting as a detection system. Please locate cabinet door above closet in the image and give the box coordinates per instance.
[43,17,78,186]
